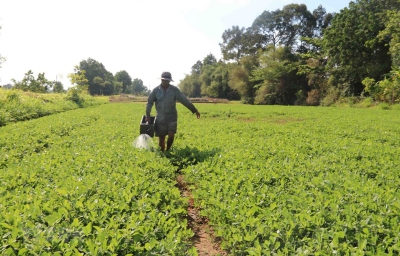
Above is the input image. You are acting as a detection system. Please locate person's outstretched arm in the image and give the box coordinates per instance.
[176,89,200,118]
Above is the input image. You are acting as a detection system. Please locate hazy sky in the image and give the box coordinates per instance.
[0,0,351,90]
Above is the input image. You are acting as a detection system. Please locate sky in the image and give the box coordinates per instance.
[0,0,351,90]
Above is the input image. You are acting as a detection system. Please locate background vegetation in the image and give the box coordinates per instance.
[1,0,399,107]
[179,0,400,106]
[0,89,108,127]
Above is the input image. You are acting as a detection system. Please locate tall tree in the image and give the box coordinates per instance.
[79,58,114,95]
[179,73,201,98]
[220,26,246,61]
[12,70,52,93]
[114,70,132,94]
[68,65,89,91]
[52,81,64,93]
[229,55,260,103]
[132,78,146,95]
[298,37,329,104]
[378,10,400,67]
[249,4,316,52]
[251,46,307,105]
[178,60,204,97]
[200,64,216,96]
[199,54,218,96]
[323,0,399,95]
[312,5,333,38]
[191,60,203,75]
[203,53,217,66]
[207,62,233,98]
[113,81,123,95]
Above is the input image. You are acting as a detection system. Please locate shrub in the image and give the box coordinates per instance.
[66,87,82,104]
[357,97,374,108]
[6,90,21,103]
[321,87,340,106]
[294,90,306,105]
[0,89,106,126]
[0,109,10,127]
[379,102,391,110]
[306,89,321,106]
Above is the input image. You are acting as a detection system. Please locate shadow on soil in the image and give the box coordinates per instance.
[164,146,220,171]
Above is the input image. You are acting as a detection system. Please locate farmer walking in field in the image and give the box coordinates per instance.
[146,71,200,151]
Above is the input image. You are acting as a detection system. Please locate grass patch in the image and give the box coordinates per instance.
[0,89,108,126]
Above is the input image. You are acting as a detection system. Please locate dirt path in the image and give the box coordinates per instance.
[176,175,227,256]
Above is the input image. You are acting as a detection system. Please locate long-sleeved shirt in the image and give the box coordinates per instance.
[146,84,198,124]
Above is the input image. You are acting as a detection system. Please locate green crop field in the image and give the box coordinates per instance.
[1,102,399,255]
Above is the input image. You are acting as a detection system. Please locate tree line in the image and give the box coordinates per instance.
[8,58,148,96]
[3,0,399,105]
[67,58,148,96]
[179,0,400,105]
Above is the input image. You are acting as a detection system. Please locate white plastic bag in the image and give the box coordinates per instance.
[132,134,155,151]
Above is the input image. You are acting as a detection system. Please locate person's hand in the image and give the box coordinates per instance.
[146,116,150,123]
[195,111,200,119]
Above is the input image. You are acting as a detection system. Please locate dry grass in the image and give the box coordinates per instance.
[109,95,230,104]
[108,94,147,103]
[189,98,230,104]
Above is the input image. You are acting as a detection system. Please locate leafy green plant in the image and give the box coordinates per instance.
[1,103,399,254]
[0,103,196,254]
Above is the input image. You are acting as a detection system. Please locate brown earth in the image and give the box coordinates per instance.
[176,175,228,256]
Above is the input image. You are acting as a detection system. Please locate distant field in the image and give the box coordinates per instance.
[109,94,230,103]
[1,103,399,255]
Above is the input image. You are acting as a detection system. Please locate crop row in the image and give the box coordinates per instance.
[0,104,195,255]
[1,102,399,255]
[176,104,400,254]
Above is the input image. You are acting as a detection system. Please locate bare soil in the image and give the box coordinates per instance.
[176,175,228,256]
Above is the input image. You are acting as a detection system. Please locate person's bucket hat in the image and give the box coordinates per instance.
[160,71,174,82]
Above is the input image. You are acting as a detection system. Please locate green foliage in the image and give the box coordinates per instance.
[229,55,259,102]
[220,26,247,61]
[379,102,391,109]
[252,46,307,105]
[240,3,327,54]
[68,65,89,92]
[354,97,374,108]
[320,86,340,106]
[0,103,194,254]
[66,87,83,104]
[12,70,53,93]
[180,53,240,100]
[113,81,123,95]
[52,81,64,93]
[0,89,107,126]
[79,58,114,96]
[323,0,399,95]
[132,78,147,95]
[378,10,400,67]
[114,70,132,94]
[205,62,236,99]
[363,68,400,104]
[183,1,336,105]
[178,104,400,254]
[1,103,400,254]
[179,73,201,98]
